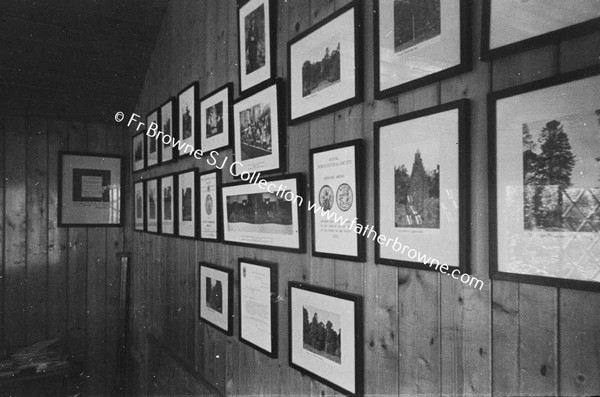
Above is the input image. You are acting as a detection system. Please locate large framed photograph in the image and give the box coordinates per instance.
[134,181,145,231]
[288,2,362,124]
[489,67,600,291]
[221,173,305,252]
[160,97,178,164]
[177,82,199,157]
[200,83,233,152]
[239,259,278,357]
[233,79,285,176]
[199,262,234,335]
[374,100,470,272]
[199,170,220,241]
[374,0,470,98]
[146,109,160,168]
[58,152,124,227]
[238,0,277,94]
[145,178,160,234]
[482,0,600,60]
[132,132,145,173]
[177,168,198,239]
[289,282,363,396]
[310,140,365,262]
[160,173,177,235]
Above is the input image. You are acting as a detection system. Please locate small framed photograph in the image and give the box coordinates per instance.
[288,2,362,125]
[490,67,600,291]
[482,0,600,60]
[200,83,233,152]
[145,178,160,234]
[374,100,470,272]
[310,139,365,262]
[199,262,234,335]
[238,0,277,94]
[374,0,470,98]
[289,282,363,396]
[58,152,123,227]
[221,173,305,253]
[146,109,160,168]
[239,258,278,357]
[199,170,221,241]
[132,132,145,173]
[160,97,178,164]
[178,82,199,157]
[160,173,177,235]
[134,181,145,231]
[233,79,285,176]
[177,168,198,239]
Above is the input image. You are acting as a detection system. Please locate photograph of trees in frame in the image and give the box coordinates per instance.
[199,262,234,336]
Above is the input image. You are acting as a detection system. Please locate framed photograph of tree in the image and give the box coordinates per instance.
[146,109,160,168]
[177,82,199,157]
[145,178,160,234]
[160,97,178,164]
[160,173,177,236]
[132,132,145,173]
[177,168,199,239]
[490,66,600,291]
[134,181,145,231]
[199,262,234,335]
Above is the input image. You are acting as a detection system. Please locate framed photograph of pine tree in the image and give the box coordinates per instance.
[489,66,600,291]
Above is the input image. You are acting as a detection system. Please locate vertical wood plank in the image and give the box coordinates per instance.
[0,117,5,347]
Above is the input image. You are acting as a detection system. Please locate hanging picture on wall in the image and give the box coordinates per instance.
[288,2,362,124]
[375,100,470,272]
[160,173,176,235]
[200,83,233,152]
[238,0,276,94]
[134,181,145,231]
[58,152,123,226]
[490,67,600,291]
[199,170,220,241]
[310,140,365,262]
[233,79,284,176]
[160,97,178,164]
[146,109,160,167]
[482,0,600,60]
[199,262,234,335]
[177,168,198,238]
[239,258,278,357]
[221,174,305,252]
[146,178,159,233]
[374,0,470,98]
[132,132,145,172]
[178,82,199,157]
[289,282,363,396]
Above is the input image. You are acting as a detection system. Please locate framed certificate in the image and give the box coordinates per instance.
[199,262,234,335]
[199,169,220,241]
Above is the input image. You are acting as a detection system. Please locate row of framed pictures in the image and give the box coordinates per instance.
[198,259,363,396]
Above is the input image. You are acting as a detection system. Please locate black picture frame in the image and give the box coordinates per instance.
[145,177,161,234]
[198,169,222,242]
[134,180,145,232]
[199,262,234,336]
[132,131,146,173]
[238,258,278,357]
[159,172,178,236]
[159,97,179,165]
[146,108,161,169]
[177,81,200,159]
[199,82,234,153]
[177,168,199,239]
[481,0,600,61]
[287,1,363,125]
[309,139,365,262]
[374,0,471,99]
[288,282,363,396]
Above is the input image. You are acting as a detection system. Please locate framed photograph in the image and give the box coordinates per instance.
[288,2,362,124]
[132,132,145,173]
[199,170,221,241]
[160,173,177,235]
[146,109,160,168]
[482,0,600,60]
[489,66,600,291]
[177,168,198,239]
[200,83,233,152]
[374,100,470,272]
[178,82,199,157]
[145,178,160,234]
[238,0,277,94]
[160,97,178,164]
[233,79,285,176]
[289,282,363,396]
[58,152,124,227]
[374,0,470,98]
[239,258,278,357]
[221,174,305,252]
[199,262,234,335]
[134,181,145,231]
[310,139,365,262]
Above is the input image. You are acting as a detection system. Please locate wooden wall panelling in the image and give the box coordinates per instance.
[0,118,5,347]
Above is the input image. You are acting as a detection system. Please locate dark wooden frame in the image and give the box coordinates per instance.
[238,258,278,357]
[176,167,199,240]
[373,0,471,98]
[159,172,179,236]
[58,151,125,227]
[198,169,222,242]
[288,281,364,396]
[309,139,365,262]
[287,1,363,125]
[134,180,145,232]
[199,82,234,153]
[145,108,161,169]
[145,177,161,235]
[132,131,146,173]
[177,81,200,158]
[159,96,179,165]
[488,64,600,292]
[374,99,470,272]
[198,262,234,336]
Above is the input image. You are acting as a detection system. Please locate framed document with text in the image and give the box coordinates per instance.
[199,169,220,241]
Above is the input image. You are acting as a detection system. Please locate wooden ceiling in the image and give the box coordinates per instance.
[0,0,169,122]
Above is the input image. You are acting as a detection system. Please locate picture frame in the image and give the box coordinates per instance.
[309,139,365,262]
[160,97,178,164]
[145,178,160,234]
[134,180,145,231]
[288,1,363,125]
[132,132,145,173]
[481,0,600,60]
[177,168,199,239]
[58,152,124,227]
[177,82,200,157]
[289,282,363,396]
[238,0,277,94]
[374,100,470,272]
[199,169,221,242]
[374,0,471,98]
[160,173,177,236]
[239,258,278,357]
[146,109,160,168]
[489,66,600,291]
[199,262,234,335]
[199,83,234,152]
[233,79,285,176]
[221,173,305,253]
